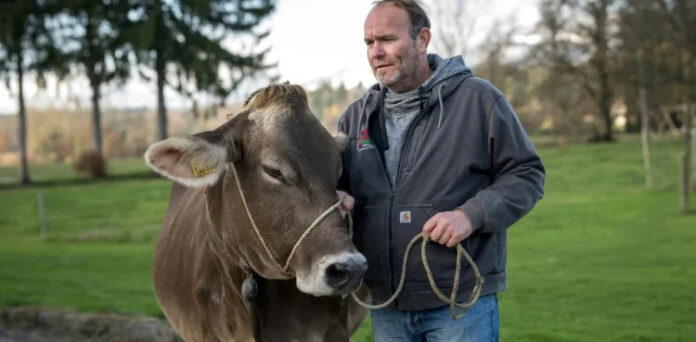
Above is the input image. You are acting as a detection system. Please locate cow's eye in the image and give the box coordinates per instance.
[262,165,284,182]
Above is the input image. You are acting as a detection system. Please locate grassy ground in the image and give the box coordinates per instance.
[0,158,149,186]
[1,136,695,341]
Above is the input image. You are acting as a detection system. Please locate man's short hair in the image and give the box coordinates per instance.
[372,0,430,40]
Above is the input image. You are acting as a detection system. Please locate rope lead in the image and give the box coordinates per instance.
[350,233,484,320]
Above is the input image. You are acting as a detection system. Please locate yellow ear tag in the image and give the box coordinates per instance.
[191,160,217,177]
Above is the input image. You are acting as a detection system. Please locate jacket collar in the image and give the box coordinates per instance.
[359,72,473,133]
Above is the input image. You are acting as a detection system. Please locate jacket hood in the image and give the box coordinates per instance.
[359,54,475,129]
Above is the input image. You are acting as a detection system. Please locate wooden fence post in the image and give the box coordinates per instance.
[37,191,47,239]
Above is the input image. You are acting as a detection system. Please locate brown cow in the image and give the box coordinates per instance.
[144,84,368,342]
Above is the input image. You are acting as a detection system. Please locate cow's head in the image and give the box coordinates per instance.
[144,83,366,296]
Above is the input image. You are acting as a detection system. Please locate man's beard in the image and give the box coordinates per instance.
[376,69,402,88]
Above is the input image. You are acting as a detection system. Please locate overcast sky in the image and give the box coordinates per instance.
[0,0,540,114]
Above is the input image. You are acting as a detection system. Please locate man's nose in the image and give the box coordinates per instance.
[368,42,384,61]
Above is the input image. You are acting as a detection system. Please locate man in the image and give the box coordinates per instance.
[336,0,545,341]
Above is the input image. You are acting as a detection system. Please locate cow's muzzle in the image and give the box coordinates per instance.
[325,254,368,294]
[296,252,367,296]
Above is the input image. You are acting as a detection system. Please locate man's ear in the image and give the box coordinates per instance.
[417,27,431,54]
[144,130,236,188]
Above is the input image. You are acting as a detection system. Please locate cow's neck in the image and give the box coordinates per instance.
[201,184,264,340]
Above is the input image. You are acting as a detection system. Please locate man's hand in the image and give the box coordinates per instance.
[422,209,473,248]
[336,190,354,218]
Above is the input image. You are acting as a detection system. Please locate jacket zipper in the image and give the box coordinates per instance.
[364,111,396,297]
[387,100,430,307]
[368,91,432,308]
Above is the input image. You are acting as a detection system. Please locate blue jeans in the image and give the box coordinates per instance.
[370,294,499,342]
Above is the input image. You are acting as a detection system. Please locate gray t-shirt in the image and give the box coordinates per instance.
[382,54,469,185]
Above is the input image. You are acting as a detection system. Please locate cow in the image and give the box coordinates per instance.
[144,83,368,342]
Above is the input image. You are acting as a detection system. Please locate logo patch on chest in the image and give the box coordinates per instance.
[357,129,375,151]
[399,211,412,224]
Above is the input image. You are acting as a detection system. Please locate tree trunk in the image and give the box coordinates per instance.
[587,0,614,143]
[90,78,103,157]
[599,70,613,141]
[681,53,692,214]
[660,107,681,138]
[16,48,30,185]
[639,86,652,189]
[86,10,103,158]
[154,2,168,141]
[156,49,167,141]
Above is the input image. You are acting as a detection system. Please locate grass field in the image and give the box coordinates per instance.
[1,136,695,341]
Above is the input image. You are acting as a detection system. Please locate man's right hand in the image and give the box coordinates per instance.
[336,190,354,218]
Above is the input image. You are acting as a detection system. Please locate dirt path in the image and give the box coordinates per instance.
[0,329,71,342]
[0,307,181,342]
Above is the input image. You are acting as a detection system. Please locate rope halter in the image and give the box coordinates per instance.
[227,161,343,277]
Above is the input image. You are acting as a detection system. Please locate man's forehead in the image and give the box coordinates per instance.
[364,3,410,33]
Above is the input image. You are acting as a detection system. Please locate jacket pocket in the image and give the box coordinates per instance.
[392,205,460,287]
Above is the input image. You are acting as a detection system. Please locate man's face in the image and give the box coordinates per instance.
[364,4,424,92]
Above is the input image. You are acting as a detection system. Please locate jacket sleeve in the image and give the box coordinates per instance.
[458,95,545,233]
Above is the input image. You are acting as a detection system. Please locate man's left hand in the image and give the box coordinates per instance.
[422,209,473,248]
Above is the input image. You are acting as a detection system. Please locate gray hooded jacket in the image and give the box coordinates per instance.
[338,55,545,311]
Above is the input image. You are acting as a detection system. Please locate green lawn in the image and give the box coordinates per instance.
[0,158,149,186]
[1,136,695,341]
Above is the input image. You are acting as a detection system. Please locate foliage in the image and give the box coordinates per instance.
[616,0,694,133]
[0,104,237,173]
[0,0,65,84]
[426,0,484,60]
[531,0,620,142]
[0,0,66,185]
[308,81,366,134]
[125,0,276,140]
[128,0,275,100]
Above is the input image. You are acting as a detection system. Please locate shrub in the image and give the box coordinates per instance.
[74,151,107,178]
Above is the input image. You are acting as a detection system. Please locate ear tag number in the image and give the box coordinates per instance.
[191,160,216,176]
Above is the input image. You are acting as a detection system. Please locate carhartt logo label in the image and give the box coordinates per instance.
[357,129,374,151]
[400,211,411,224]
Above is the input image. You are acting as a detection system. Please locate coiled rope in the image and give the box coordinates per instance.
[349,220,484,319]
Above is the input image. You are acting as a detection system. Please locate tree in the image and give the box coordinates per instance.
[0,0,63,185]
[657,0,695,213]
[617,1,668,188]
[534,0,619,142]
[126,0,275,141]
[58,0,133,159]
[426,0,483,60]
[474,19,519,90]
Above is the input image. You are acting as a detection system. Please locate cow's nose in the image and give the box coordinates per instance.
[325,258,367,292]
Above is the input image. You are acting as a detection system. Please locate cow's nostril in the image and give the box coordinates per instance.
[325,263,351,289]
[325,258,367,292]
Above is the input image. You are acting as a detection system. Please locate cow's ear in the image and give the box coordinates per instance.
[144,133,231,188]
